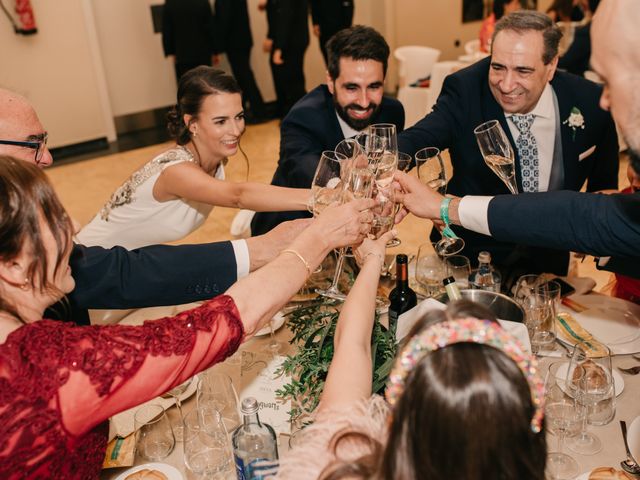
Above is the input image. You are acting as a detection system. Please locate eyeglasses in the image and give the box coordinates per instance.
[0,133,48,164]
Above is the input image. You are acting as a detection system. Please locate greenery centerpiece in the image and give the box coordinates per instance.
[275,297,398,425]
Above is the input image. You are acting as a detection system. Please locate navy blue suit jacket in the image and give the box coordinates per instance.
[251,84,405,235]
[488,191,640,279]
[398,57,619,277]
[50,242,238,324]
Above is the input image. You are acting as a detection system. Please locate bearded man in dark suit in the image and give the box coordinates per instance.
[398,10,619,288]
[251,25,405,235]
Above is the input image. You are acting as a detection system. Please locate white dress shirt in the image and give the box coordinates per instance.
[336,111,364,139]
[505,83,557,192]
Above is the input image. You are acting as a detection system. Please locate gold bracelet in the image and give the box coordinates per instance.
[363,252,384,265]
[281,249,312,276]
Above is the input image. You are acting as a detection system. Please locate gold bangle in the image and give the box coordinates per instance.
[363,252,384,266]
[281,249,312,276]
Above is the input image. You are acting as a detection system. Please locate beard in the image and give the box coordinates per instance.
[334,99,381,131]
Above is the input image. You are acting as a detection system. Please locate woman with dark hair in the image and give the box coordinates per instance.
[479,0,522,52]
[77,66,310,250]
[0,157,372,478]
[274,233,547,479]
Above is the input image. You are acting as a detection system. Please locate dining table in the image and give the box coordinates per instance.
[101,289,640,480]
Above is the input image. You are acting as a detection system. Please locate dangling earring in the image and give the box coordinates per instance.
[20,278,30,290]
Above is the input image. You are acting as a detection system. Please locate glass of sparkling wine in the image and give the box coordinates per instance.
[473,119,519,194]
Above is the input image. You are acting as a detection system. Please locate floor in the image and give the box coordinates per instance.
[45,120,628,292]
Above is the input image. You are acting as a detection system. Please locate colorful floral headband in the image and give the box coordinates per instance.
[385,318,545,433]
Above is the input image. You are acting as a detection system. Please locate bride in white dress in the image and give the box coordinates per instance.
[77,67,310,250]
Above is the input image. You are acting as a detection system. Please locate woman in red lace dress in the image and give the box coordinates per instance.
[0,157,374,479]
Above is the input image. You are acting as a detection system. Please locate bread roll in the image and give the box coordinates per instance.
[588,466,633,479]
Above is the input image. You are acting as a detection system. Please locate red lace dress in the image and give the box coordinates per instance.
[0,295,244,479]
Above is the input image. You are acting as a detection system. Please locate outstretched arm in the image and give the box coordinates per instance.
[318,232,395,412]
[155,162,310,212]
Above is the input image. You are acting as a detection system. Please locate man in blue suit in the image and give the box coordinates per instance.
[398,11,619,286]
[251,25,405,235]
[0,88,307,323]
[393,0,640,281]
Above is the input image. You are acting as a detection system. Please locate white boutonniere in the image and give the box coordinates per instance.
[563,107,585,140]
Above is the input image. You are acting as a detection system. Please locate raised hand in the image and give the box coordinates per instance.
[393,171,444,220]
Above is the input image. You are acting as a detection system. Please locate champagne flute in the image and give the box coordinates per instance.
[473,119,519,194]
[371,187,396,243]
[385,152,413,248]
[415,147,464,257]
[566,344,613,455]
[544,362,582,479]
[261,314,286,355]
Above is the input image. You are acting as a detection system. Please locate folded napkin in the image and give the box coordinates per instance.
[395,298,532,353]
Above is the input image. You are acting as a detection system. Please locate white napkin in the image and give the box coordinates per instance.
[230,209,255,238]
[395,298,532,354]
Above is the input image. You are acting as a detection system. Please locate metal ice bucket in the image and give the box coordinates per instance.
[437,289,525,323]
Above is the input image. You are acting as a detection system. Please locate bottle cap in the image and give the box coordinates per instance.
[443,276,456,286]
[396,254,408,264]
[241,397,259,415]
[478,251,491,263]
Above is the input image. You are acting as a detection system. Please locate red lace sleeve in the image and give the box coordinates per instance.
[0,295,244,479]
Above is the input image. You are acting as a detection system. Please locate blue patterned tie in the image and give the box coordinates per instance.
[511,114,538,193]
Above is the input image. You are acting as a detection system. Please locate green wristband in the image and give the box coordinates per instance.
[439,197,458,239]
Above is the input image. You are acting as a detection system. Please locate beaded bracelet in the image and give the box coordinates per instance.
[281,249,312,276]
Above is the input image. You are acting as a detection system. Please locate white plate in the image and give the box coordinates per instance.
[114,462,183,480]
[555,362,624,397]
[628,416,640,465]
[255,311,286,337]
[559,294,640,355]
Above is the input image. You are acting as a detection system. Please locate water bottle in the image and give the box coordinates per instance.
[469,251,501,292]
[232,397,279,480]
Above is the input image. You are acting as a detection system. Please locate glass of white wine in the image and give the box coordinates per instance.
[473,119,519,194]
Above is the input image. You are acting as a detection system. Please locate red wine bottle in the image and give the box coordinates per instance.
[388,254,417,337]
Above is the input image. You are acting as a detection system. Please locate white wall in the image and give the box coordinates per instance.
[0,0,114,148]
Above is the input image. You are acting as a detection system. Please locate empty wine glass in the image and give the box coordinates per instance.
[544,362,582,480]
[134,404,175,461]
[184,407,232,476]
[474,119,519,194]
[415,147,464,257]
[444,255,471,288]
[566,344,613,455]
[415,243,445,297]
[197,371,241,431]
[261,314,286,355]
[163,376,195,442]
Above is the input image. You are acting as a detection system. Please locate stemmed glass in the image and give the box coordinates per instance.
[261,314,286,355]
[197,371,241,431]
[415,147,464,256]
[184,406,232,476]
[444,255,471,288]
[474,119,519,194]
[384,152,414,248]
[415,243,445,298]
[163,376,195,442]
[566,344,614,456]
[544,362,583,479]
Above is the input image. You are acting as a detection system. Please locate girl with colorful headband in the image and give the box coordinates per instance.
[275,234,547,479]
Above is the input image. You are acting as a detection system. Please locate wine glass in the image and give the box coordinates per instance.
[415,147,464,257]
[473,119,519,194]
[134,404,175,461]
[317,149,375,300]
[444,255,471,289]
[261,314,287,355]
[566,344,613,455]
[162,376,195,442]
[397,152,414,172]
[415,243,445,298]
[544,362,583,479]
[184,407,232,476]
[197,371,241,431]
